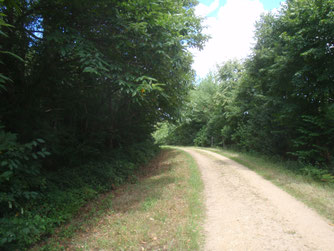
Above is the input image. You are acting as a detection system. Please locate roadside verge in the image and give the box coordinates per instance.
[33,148,204,250]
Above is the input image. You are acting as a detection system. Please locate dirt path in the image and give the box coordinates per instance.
[181,148,334,251]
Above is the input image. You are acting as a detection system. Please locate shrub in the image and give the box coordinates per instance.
[0,134,159,250]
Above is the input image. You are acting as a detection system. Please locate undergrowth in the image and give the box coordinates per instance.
[0,140,159,250]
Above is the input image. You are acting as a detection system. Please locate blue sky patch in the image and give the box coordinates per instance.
[199,0,283,16]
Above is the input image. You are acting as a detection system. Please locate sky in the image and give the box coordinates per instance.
[192,0,285,78]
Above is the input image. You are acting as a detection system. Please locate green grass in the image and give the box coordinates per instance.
[200,147,334,224]
[33,148,204,250]
[172,147,204,250]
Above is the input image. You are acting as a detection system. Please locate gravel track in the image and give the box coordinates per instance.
[181,148,334,251]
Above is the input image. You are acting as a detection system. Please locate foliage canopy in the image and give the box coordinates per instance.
[156,0,334,176]
[0,0,207,249]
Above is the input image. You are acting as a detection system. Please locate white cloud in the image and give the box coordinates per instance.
[191,0,265,78]
[195,0,220,17]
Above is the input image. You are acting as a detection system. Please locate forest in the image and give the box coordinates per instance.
[1,0,334,249]
[0,0,206,249]
[154,0,334,179]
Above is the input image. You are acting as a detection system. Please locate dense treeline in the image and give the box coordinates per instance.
[0,0,206,249]
[155,0,334,178]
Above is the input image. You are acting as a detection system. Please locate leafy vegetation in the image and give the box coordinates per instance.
[155,0,334,179]
[1,140,159,250]
[0,0,206,249]
[2,0,334,248]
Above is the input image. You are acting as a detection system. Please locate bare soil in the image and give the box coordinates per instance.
[181,148,334,251]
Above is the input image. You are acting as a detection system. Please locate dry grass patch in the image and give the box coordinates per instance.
[202,147,334,224]
[34,148,203,250]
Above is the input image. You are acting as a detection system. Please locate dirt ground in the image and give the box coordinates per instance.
[181,148,334,251]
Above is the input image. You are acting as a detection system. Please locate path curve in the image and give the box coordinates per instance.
[181,148,334,251]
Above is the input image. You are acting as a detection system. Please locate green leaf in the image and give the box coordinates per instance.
[1,160,8,167]
[0,30,8,37]
[0,51,25,62]
[0,171,13,181]
[83,67,99,75]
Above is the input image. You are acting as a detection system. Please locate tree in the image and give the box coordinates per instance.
[0,0,207,159]
[0,0,208,248]
[245,0,334,163]
[157,0,334,170]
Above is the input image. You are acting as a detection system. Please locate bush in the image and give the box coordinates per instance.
[300,165,334,183]
[0,126,50,217]
[0,137,160,250]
